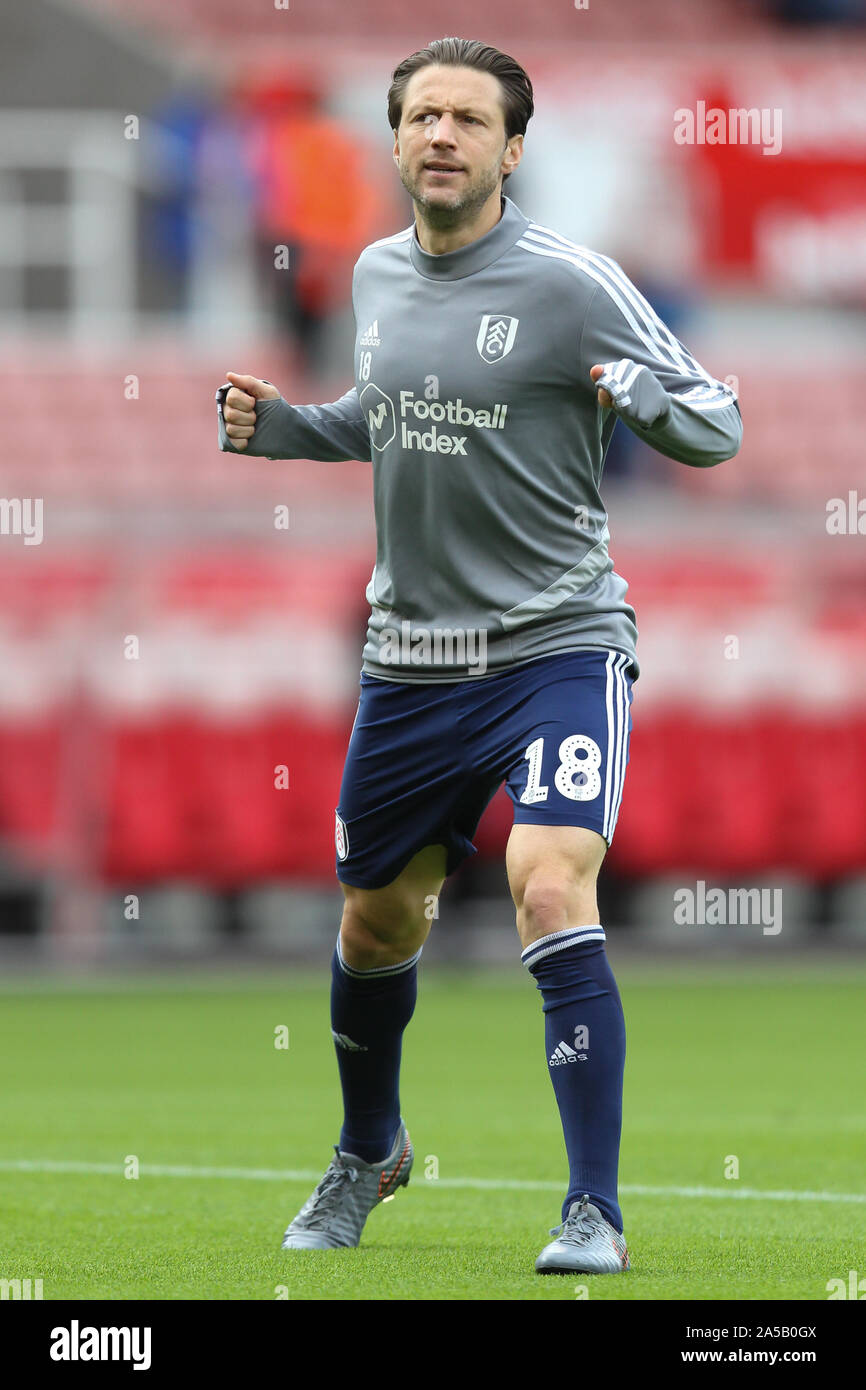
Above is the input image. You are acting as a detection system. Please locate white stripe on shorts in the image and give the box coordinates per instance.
[603,652,631,843]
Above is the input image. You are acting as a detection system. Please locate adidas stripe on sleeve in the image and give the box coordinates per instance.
[518,224,742,467]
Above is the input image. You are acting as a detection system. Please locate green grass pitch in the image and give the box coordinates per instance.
[1,960,864,1301]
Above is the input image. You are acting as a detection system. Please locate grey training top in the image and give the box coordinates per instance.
[217,195,742,683]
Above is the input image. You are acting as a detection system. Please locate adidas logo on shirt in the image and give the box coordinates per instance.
[360,320,381,347]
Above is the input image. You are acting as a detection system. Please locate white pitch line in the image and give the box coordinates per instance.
[620,1183,866,1205]
[1,1159,865,1205]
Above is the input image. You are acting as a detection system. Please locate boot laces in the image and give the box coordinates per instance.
[303,1149,359,1229]
[549,1195,598,1245]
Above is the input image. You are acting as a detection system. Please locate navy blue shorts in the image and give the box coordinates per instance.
[334,648,635,889]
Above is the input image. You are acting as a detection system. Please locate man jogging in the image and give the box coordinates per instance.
[216,36,742,1275]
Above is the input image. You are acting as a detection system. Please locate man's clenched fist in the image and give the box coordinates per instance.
[590,363,613,408]
[221,371,280,451]
[589,360,670,430]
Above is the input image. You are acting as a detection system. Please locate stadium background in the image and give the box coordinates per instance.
[1,0,865,964]
[3,0,866,1312]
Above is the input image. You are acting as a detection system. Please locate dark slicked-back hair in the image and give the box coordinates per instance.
[387,37,533,181]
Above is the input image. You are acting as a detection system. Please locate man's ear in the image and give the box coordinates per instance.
[502,132,524,179]
[392,129,400,167]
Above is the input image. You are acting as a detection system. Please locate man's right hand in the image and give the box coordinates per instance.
[222,371,281,451]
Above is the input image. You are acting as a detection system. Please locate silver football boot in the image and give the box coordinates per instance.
[281,1123,413,1250]
[535,1194,630,1274]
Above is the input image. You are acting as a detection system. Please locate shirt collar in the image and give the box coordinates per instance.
[409,195,530,281]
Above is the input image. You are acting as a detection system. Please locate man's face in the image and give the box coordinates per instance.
[393,65,522,224]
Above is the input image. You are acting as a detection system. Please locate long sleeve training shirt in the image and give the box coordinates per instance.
[217,195,742,682]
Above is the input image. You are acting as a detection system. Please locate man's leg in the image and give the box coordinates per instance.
[281,843,446,1250]
[507,823,627,1238]
[333,843,446,1160]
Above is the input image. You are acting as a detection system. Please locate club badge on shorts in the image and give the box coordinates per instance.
[335,812,349,862]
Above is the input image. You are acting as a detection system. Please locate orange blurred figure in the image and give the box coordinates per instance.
[234,68,392,369]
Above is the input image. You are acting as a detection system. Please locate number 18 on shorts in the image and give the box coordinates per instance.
[335,649,635,889]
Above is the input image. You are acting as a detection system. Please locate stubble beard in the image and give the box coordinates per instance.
[398,154,503,231]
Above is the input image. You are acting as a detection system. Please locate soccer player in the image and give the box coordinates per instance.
[216,38,741,1275]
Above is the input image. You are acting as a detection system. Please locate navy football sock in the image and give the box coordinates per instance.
[330,938,420,1164]
[522,926,626,1232]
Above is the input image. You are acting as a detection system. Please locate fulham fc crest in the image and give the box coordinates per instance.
[335,812,349,862]
[476,314,519,364]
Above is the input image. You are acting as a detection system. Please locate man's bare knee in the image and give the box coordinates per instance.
[516,869,599,941]
[340,893,426,968]
[338,844,446,970]
[506,825,606,949]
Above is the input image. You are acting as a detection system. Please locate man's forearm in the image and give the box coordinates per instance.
[633,395,743,468]
[216,386,372,463]
[592,360,742,468]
